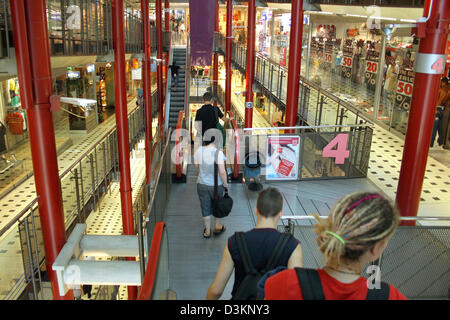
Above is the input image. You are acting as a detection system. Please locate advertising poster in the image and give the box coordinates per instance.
[395,68,415,110]
[266,136,300,181]
[364,42,380,91]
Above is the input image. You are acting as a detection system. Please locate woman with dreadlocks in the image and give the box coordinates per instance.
[262,192,407,300]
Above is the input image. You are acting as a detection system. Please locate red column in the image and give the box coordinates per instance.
[142,0,153,186]
[284,0,304,129]
[395,0,450,226]
[156,0,164,139]
[10,0,73,300]
[165,0,170,32]
[244,0,256,128]
[213,0,219,107]
[112,0,137,300]
[225,0,233,113]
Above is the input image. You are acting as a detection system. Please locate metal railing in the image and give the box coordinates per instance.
[237,123,373,181]
[1,0,170,58]
[308,0,425,7]
[135,130,173,300]
[279,215,450,299]
[214,33,373,129]
[0,92,155,300]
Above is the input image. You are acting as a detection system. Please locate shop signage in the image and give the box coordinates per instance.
[341,39,354,79]
[365,44,380,91]
[395,69,415,110]
[322,133,350,165]
[266,136,300,181]
[414,53,446,75]
[246,102,253,109]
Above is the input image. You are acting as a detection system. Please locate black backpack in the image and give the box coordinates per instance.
[295,267,390,300]
[231,232,291,300]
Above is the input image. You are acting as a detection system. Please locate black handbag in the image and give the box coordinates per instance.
[212,149,233,218]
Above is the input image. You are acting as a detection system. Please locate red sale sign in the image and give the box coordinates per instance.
[396,81,413,97]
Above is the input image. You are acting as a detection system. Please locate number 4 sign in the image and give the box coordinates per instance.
[322,134,350,164]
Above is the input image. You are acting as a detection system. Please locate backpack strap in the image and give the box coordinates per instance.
[235,232,258,275]
[213,149,219,200]
[263,233,292,273]
[366,282,390,300]
[294,268,325,300]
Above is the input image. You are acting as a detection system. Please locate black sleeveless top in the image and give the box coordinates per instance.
[227,228,300,297]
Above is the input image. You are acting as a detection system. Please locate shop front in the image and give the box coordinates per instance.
[53,65,99,133]
[0,77,28,153]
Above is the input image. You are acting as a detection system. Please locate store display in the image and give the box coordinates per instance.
[5,111,25,135]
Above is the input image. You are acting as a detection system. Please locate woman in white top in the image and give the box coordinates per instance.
[194,137,229,238]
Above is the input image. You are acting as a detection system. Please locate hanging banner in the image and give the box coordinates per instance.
[266,136,300,181]
[189,0,215,66]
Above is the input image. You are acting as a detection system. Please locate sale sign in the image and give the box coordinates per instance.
[395,69,415,110]
[341,39,354,79]
[266,136,300,181]
[365,45,380,92]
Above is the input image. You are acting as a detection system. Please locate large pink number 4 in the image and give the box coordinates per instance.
[322,133,350,164]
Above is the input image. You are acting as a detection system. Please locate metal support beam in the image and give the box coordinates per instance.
[244,0,256,128]
[213,0,219,106]
[225,0,233,113]
[284,0,304,130]
[156,0,164,140]
[10,0,73,300]
[142,0,153,186]
[111,0,137,299]
[395,0,450,226]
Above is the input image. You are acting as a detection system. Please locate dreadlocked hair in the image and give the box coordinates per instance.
[313,192,399,268]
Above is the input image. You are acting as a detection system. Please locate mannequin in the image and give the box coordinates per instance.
[383,60,399,101]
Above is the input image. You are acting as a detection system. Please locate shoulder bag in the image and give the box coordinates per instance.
[212,149,233,218]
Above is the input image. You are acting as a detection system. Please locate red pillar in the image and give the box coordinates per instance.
[213,0,219,107]
[112,0,137,299]
[10,0,73,300]
[165,0,170,32]
[284,0,304,129]
[156,0,164,139]
[225,0,233,113]
[395,0,450,226]
[142,0,153,186]
[244,0,256,128]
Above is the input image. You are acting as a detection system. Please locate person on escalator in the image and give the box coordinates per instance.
[169,61,182,91]
[194,92,232,146]
[206,187,303,300]
[194,135,228,239]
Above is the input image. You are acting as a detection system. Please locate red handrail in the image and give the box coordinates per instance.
[175,110,184,179]
[227,110,240,180]
[137,221,165,300]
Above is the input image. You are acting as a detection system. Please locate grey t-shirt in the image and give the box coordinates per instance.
[194,146,226,186]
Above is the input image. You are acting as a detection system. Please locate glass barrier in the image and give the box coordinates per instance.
[149,224,170,300]
[240,125,373,181]
[0,93,151,300]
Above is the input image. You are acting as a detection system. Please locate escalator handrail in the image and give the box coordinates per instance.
[137,221,165,300]
[164,32,173,131]
[227,110,240,180]
[175,110,185,179]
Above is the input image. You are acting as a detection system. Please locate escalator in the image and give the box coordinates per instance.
[168,47,187,130]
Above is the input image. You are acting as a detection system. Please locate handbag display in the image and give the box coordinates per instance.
[212,149,233,218]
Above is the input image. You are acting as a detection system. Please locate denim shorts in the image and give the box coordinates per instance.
[197,183,224,217]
